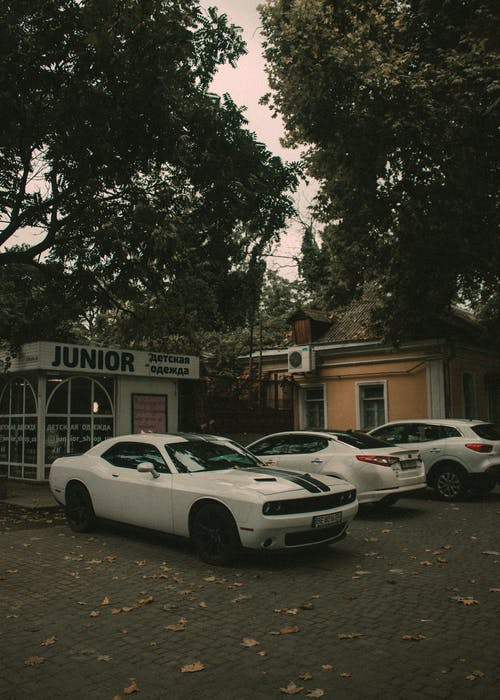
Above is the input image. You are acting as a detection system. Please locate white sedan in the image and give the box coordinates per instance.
[247,430,426,506]
[49,433,358,565]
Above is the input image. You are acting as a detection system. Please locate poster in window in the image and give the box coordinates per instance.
[132,394,167,434]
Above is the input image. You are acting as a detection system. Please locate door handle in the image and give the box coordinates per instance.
[112,473,120,478]
[429,449,441,454]
[311,459,323,464]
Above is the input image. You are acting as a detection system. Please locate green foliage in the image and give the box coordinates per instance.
[0,0,297,349]
[260,0,499,338]
[0,258,90,350]
[298,223,327,301]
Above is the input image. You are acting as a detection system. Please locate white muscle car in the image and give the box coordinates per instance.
[49,433,358,565]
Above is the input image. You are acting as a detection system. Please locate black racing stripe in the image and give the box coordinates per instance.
[244,467,329,494]
[291,471,332,493]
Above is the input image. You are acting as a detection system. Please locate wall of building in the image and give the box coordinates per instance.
[115,376,179,435]
[449,347,500,420]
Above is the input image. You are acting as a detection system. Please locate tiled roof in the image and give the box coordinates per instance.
[317,294,381,343]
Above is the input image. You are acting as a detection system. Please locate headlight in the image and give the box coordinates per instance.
[263,501,284,515]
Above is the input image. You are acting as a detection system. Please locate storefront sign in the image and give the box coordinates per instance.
[4,342,200,379]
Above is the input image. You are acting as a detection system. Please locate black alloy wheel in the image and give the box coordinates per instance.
[65,483,96,532]
[192,503,241,566]
[434,464,467,501]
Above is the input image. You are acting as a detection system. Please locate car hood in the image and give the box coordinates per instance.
[192,467,349,497]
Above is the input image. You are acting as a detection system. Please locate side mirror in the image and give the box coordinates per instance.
[137,461,160,479]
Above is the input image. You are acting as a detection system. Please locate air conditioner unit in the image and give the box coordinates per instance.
[287,345,315,374]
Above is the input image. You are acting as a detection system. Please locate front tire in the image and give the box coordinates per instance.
[191,504,241,566]
[65,483,96,532]
[433,465,467,501]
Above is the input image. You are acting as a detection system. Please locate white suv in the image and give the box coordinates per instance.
[369,419,500,500]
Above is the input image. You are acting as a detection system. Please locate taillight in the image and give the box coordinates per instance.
[465,443,493,453]
[356,455,400,467]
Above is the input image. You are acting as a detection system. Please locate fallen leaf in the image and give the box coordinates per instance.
[89,610,100,617]
[232,595,251,603]
[420,561,433,567]
[241,638,259,648]
[401,634,427,641]
[489,588,500,593]
[24,656,45,666]
[257,650,267,657]
[111,608,122,615]
[339,672,352,678]
[134,560,146,566]
[137,596,153,606]
[481,551,500,556]
[321,664,334,671]
[101,596,111,606]
[40,635,57,647]
[279,626,300,635]
[465,670,484,681]
[306,690,325,698]
[97,654,112,662]
[299,672,313,680]
[275,608,300,615]
[164,622,186,632]
[337,633,364,639]
[457,597,479,606]
[280,681,304,695]
[181,661,205,673]
[124,680,139,694]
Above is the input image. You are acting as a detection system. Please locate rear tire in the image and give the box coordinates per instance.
[192,504,240,566]
[65,483,96,532]
[433,465,467,501]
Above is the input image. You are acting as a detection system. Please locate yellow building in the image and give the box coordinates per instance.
[254,298,500,432]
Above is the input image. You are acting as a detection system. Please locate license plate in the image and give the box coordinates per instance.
[312,511,342,528]
[401,460,417,470]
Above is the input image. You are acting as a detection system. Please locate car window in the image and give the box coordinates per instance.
[288,435,330,454]
[102,441,170,473]
[250,436,292,456]
[438,426,461,438]
[165,440,258,473]
[371,425,406,444]
[335,431,392,449]
[471,423,500,440]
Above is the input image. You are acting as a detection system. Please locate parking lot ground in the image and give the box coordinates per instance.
[1,488,499,700]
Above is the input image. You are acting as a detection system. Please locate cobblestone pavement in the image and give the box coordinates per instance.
[1,490,499,700]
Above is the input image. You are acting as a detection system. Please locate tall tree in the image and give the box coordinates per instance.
[260,0,499,339]
[0,0,297,347]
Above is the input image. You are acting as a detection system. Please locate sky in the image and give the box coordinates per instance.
[205,0,315,279]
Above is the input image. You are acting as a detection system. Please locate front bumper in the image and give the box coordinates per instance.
[238,501,358,551]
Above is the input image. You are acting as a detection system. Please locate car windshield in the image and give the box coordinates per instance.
[332,431,393,449]
[471,423,500,441]
[165,440,258,473]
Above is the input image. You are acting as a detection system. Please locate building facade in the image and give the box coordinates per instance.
[249,302,500,433]
[0,341,200,482]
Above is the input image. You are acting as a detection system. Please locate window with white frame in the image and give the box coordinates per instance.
[357,382,387,430]
[301,385,325,429]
